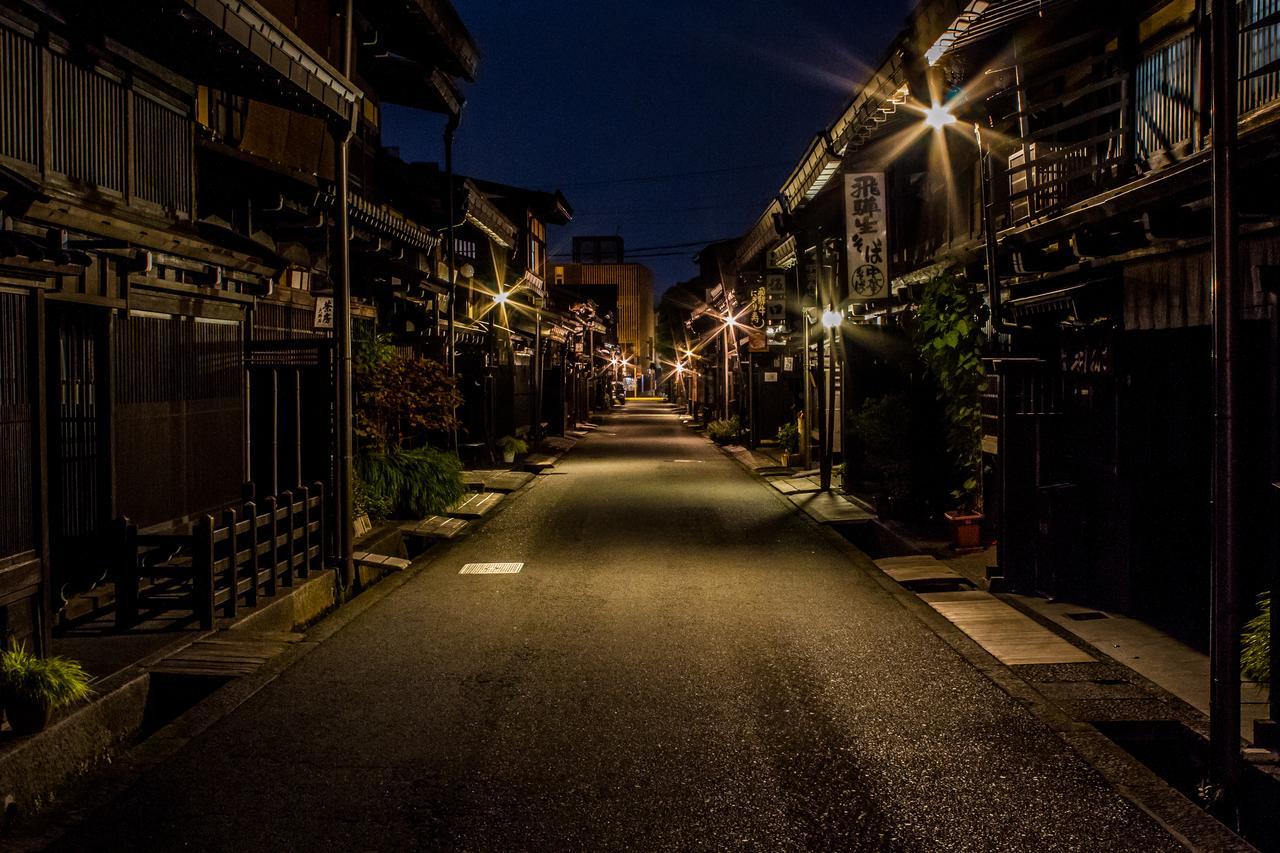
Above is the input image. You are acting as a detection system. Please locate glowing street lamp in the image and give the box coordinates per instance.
[924,102,957,130]
[492,291,509,305]
[821,308,844,329]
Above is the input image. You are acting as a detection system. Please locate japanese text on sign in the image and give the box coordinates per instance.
[844,172,889,302]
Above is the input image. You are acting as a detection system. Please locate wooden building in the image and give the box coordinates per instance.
[725,0,1280,648]
[0,0,477,652]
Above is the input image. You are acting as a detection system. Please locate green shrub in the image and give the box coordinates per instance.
[1243,594,1270,686]
[0,644,94,709]
[707,417,741,445]
[914,273,987,509]
[776,423,800,453]
[353,471,393,521]
[356,446,465,519]
[498,435,529,455]
[850,394,913,504]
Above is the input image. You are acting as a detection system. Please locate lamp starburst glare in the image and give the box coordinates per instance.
[924,103,956,130]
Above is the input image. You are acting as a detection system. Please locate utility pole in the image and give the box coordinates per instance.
[1210,0,1243,795]
[333,0,356,591]
[444,110,461,452]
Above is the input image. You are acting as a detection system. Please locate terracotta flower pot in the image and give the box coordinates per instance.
[3,694,52,735]
[944,510,983,551]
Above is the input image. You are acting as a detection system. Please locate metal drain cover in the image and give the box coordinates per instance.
[460,562,524,575]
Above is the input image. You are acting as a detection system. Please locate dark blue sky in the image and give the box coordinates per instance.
[383,1,912,292]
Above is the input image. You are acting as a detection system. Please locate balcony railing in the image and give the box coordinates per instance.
[1006,70,1130,224]
[1242,0,1280,113]
[0,24,194,219]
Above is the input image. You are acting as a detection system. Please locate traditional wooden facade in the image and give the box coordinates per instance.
[0,0,478,652]
[725,0,1280,648]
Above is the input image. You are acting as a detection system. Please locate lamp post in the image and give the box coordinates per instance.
[820,307,843,492]
[722,314,736,420]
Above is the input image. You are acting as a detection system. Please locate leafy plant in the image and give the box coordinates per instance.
[707,417,741,445]
[353,471,393,521]
[356,446,465,519]
[914,273,987,510]
[776,423,800,453]
[850,394,913,505]
[355,331,462,454]
[498,435,529,455]
[0,644,94,709]
[1243,594,1270,686]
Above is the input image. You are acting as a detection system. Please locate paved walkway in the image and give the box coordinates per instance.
[49,403,1179,851]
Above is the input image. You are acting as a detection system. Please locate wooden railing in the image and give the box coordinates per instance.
[115,483,325,630]
[0,22,194,218]
[1006,71,1131,224]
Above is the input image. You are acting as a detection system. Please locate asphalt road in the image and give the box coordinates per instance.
[50,402,1179,851]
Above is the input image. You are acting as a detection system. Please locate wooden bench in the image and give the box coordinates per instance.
[115,483,326,630]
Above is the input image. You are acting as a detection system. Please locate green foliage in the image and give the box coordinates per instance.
[1243,594,1270,686]
[707,417,741,445]
[498,435,529,455]
[914,273,987,509]
[356,446,465,520]
[353,471,393,521]
[355,331,462,454]
[850,394,913,504]
[776,423,800,453]
[0,644,94,709]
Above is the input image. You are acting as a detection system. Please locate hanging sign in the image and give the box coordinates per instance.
[313,296,335,330]
[845,172,889,302]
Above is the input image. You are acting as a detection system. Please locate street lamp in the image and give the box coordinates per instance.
[720,314,737,420]
[921,103,1001,339]
[493,291,509,305]
[924,102,957,130]
[819,306,842,491]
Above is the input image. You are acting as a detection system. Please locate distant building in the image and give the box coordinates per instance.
[553,238,656,390]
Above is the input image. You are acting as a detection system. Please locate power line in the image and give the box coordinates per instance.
[572,198,771,218]
[549,236,736,259]
[541,161,791,191]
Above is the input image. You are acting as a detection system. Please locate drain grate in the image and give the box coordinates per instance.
[460,562,523,575]
[1065,610,1110,621]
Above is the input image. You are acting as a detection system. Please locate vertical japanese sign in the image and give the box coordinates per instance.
[313,296,335,330]
[845,172,889,302]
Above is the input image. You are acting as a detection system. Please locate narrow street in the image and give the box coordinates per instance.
[48,403,1177,851]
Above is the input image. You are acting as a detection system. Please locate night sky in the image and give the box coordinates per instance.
[382,1,912,293]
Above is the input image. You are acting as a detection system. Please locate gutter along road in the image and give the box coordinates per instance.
[50,403,1178,851]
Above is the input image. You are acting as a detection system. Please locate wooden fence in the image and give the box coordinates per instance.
[115,483,325,630]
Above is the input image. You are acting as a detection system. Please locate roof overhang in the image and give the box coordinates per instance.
[462,180,518,249]
[924,0,1080,65]
[361,52,464,115]
[179,0,361,122]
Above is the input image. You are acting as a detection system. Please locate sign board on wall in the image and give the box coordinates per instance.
[313,296,335,330]
[844,172,889,302]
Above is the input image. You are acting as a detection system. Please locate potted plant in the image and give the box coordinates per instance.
[706,417,740,446]
[776,423,800,467]
[915,273,988,550]
[497,435,528,464]
[0,644,94,735]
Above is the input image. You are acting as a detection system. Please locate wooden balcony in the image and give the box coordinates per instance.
[0,23,195,220]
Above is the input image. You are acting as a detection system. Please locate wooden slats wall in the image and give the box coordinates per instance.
[0,22,194,216]
[1242,0,1280,113]
[0,292,34,559]
[1135,32,1199,164]
[53,309,102,539]
[51,53,127,195]
[113,312,246,527]
[0,27,39,168]
[1122,236,1280,330]
[133,94,194,215]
